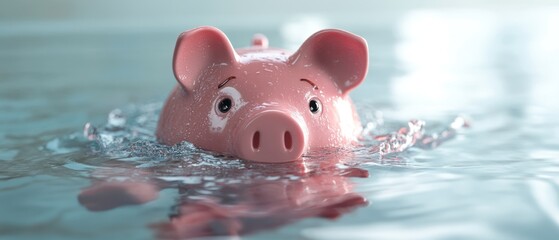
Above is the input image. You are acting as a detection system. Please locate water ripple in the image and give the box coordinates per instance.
[530,178,559,228]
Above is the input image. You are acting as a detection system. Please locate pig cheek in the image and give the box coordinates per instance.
[208,110,228,134]
[207,87,247,152]
[332,97,358,139]
[313,97,336,145]
[307,97,353,147]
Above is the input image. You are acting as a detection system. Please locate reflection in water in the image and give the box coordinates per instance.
[78,155,368,238]
[393,10,504,116]
[526,9,559,114]
[523,10,559,231]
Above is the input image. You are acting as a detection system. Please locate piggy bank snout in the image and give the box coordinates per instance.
[235,111,307,163]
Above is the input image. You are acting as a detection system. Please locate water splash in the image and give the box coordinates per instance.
[372,119,425,156]
[80,102,469,169]
[82,105,167,158]
[367,116,470,157]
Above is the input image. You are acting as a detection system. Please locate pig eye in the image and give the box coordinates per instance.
[218,98,232,113]
[309,99,321,114]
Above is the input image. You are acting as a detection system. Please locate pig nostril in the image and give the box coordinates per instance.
[252,131,260,150]
[284,131,292,150]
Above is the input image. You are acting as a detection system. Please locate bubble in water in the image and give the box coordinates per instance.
[451,115,470,129]
[107,109,126,130]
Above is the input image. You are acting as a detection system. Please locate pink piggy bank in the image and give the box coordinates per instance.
[156,26,368,163]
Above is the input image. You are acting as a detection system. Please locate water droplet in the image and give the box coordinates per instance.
[451,115,470,129]
[107,109,126,130]
[83,122,97,140]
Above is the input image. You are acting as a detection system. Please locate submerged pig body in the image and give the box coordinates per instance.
[157,26,368,163]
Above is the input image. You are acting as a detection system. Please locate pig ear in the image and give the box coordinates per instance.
[288,29,368,95]
[173,26,239,92]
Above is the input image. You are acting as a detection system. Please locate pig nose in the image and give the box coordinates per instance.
[236,111,307,163]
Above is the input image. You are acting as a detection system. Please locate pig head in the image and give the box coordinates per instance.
[156,26,368,162]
